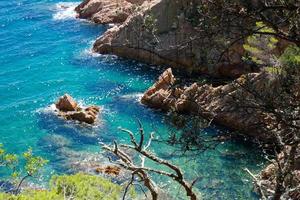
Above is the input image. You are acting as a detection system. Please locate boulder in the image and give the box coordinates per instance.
[55,94,78,112]
[55,94,100,124]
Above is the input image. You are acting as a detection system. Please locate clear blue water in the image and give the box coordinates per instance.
[0,0,266,199]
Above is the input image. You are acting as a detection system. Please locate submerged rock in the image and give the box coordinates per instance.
[59,148,129,182]
[55,94,100,124]
[39,134,72,151]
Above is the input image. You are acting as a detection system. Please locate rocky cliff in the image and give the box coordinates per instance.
[75,0,145,24]
[141,68,282,141]
[87,0,255,78]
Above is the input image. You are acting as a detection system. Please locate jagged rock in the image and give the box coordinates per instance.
[75,0,145,24]
[141,70,282,140]
[55,94,78,112]
[141,68,175,108]
[55,94,100,124]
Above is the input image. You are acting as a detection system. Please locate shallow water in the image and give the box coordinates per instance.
[0,0,265,199]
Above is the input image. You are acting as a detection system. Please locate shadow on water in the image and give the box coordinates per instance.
[72,52,163,81]
[36,110,100,146]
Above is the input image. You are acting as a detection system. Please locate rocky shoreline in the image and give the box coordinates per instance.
[73,0,299,198]
[141,68,274,140]
[76,0,257,78]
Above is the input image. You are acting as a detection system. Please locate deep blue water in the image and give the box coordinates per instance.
[0,0,265,199]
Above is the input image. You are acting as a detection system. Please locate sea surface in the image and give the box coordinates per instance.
[0,0,266,199]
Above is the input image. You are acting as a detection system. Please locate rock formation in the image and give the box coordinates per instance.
[91,0,256,78]
[141,68,175,109]
[55,94,100,124]
[141,68,281,141]
[75,0,145,24]
[55,94,78,112]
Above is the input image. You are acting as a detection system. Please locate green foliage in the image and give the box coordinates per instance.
[0,173,127,200]
[280,45,300,68]
[143,14,157,34]
[0,145,130,200]
[243,22,278,66]
[0,190,61,200]
[0,145,48,193]
[50,173,123,200]
[0,144,18,170]
[22,148,47,177]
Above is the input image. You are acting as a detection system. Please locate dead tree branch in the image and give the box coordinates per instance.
[103,122,198,200]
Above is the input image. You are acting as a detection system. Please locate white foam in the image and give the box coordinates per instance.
[108,23,115,28]
[120,93,143,102]
[36,104,57,114]
[52,2,79,21]
[81,48,102,58]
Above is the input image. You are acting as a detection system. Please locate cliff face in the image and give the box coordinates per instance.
[91,0,254,78]
[75,0,145,24]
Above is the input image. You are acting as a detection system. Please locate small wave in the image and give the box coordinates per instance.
[36,103,58,114]
[36,100,87,115]
[52,2,79,21]
[119,93,144,102]
[79,47,120,61]
[81,48,102,58]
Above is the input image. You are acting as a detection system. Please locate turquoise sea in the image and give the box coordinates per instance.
[0,0,266,199]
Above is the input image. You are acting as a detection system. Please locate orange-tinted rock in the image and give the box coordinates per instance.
[55,94,78,112]
[141,68,175,108]
[65,111,95,124]
[75,0,146,24]
[55,94,100,124]
[95,165,121,176]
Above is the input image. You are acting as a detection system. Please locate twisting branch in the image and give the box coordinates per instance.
[102,121,199,200]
